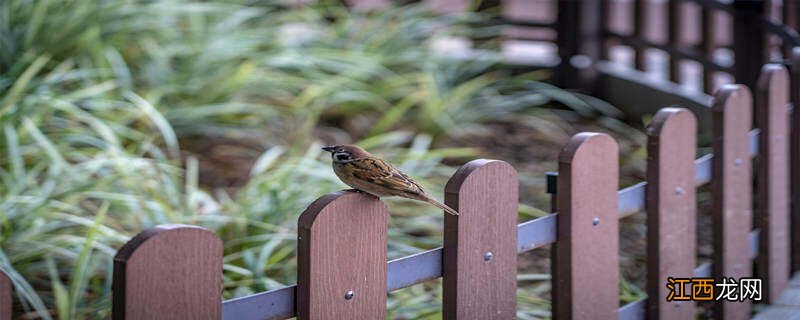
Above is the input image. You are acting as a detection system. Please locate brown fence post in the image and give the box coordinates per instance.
[442,159,518,319]
[790,48,800,273]
[756,64,792,302]
[646,108,697,319]
[553,133,619,320]
[732,0,766,91]
[0,269,10,320]
[297,190,388,320]
[711,84,753,319]
[555,0,603,91]
[112,224,223,320]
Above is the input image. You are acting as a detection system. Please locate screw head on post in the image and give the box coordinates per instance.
[344,290,354,300]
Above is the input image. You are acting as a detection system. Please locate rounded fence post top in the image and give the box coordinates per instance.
[113,224,220,263]
[298,190,387,230]
[712,84,752,112]
[757,63,789,88]
[444,159,517,195]
[648,107,698,137]
[558,132,618,164]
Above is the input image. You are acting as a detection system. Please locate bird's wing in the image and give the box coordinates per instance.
[348,158,425,195]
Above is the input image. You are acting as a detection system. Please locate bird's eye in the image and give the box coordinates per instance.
[334,152,350,161]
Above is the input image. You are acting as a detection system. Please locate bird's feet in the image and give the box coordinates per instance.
[346,188,378,199]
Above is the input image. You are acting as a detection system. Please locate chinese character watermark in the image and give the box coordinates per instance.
[665,277,762,302]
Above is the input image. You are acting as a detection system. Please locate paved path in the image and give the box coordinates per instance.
[753,272,800,320]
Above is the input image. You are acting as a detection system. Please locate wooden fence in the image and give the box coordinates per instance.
[0,2,798,320]
[2,60,795,319]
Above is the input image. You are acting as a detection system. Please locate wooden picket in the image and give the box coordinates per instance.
[0,270,10,320]
[755,64,792,303]
[711,84,753,319]
[552,133,619,320]
[645,108,697,319]
[112,224,223,319]
[296,191,388,320]
[443,159,518,319]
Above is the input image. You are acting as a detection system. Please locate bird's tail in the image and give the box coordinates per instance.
[422,195,459,216]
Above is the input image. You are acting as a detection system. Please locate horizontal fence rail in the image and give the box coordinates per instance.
[218,129,763,320]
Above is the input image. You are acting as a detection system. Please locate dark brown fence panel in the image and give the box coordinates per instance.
[443,159,518,319]
[555,0,603,90]
[732,1,766,91]
[668,0,681,83]
[756,64,792,302]
[791,48,800,273]
[297,191,388,320]
[112,224,223,320]
[711,84,753,319]
[633,0,646,71]
[553,133,619,320]
[646,108,698,319]
[701,6,715,92]
[0,269,10,320]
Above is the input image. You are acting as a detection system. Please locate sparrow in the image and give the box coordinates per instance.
[322,144,459,216]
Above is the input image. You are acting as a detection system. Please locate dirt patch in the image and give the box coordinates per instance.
[179,135,265,191]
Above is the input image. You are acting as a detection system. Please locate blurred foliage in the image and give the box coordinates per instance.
[0,0,642,319]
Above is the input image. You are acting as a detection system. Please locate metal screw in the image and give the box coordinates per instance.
[484,251,494,261]
[675,187,685,195]
[592,217,600,226]
[344,290,354,300]
[734,158,743,166]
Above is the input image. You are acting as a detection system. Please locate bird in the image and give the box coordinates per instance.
[321,144,459,216]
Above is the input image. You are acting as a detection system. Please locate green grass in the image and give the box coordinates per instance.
[0,1,643,319]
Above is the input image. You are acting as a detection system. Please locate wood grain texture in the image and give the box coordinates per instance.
[553,133,619,320]
[443,159,518,319]
[646,108,697,319]
[711,84,753,320]
[0,269,10,320]
[112,224,223,320]
[297,190,387,320]
[790,48,800,273]
[756,64,792,303]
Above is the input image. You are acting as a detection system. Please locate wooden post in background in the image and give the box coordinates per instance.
[790,48,800,273]
[297,191,388,320]
[553,133,619,320]
[443,159,518,319]
[555,0,604,91]
[711,84,753,319]
[0,269,10,320]
[112,224,223,320]
[756,64,791,302]
[646,108,697,319]
[732,0,766,92]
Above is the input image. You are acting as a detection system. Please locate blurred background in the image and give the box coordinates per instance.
[5,0,769,318]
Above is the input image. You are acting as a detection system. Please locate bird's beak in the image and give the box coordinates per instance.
[321,146,335,153]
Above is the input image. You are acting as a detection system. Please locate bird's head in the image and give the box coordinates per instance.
[321,144,372,163]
